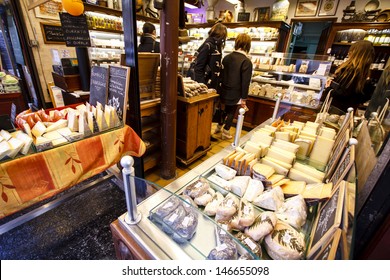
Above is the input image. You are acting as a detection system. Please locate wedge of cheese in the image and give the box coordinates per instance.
[244,158,258,176]
[240,153,256,175]
[309,135,335,170]
[288,168,322,184]
[67,110,79,132]
[257,128,273,136]
[76,104,87,112]
[96,108,108,131]
[111,109,121,127]
[79,112,92,137]
[0,140,11,160]
[250,131,273,146]
[292,121,305,130]
[274,131,291,142]
[229,176,251,197]
[96,101,103,111]
[223,150,236,166]
[266,147,295,165]
[280,181,306,196]
[43,131,68,146]
[272,140,300,154]
[294,138,312,160]
[268,174,285,185]
[252,163,275,179]
[232,151,246,170]
[300,130,318,139]
[264,125,277,132]
[273,178,290,187]
[293,162,325,181]
[215,163,237,180]
[15,132,33,155]
[31,121,47,137]
[23,123,32,138]
[104,105,113,128]
[319,127,336,139]
[302,183,333,200]
[45,119,67,133]
[262,156,292,170]
[7,137,24,158]
[0,135,3,142]
[261,157,289,176]
[243,141,261,159]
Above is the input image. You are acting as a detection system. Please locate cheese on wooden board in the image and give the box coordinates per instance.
[15,132,33,155]
[7,137,24,158]
[294,138,312,160]
[243,141,261,158]
[261,157,289,176]
[266,147,295,165]
[45,119,67,133]
[292,162,325,181]
[271,140,299,153]
[252,163,275,179]
[0,129,12,141]
[288,168,322,184]
[280,181,306,196]
[0,140,11,160]
[309,135,335,170]
[67,110,79,132]
[31,121,46,137]
[274,131,291,142]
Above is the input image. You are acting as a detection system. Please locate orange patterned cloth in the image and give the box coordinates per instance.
[0,125,145,218]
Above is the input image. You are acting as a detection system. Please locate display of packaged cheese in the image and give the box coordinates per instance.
[276,194,307,229]
[245,211,277,242]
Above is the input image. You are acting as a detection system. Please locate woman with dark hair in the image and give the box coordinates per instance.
[324,40,375,112]
[192,23,227,89]
[138,22,160,53]
[215,33,253,140]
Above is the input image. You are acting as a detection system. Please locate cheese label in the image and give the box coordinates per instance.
[168,213,178,223]
[216,243,228,252]
[181,217,190,227]
[244,237,257,250]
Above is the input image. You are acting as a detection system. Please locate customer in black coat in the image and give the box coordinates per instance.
[192,23,227,89]
[215,33,253,140]
[138,22,160,53]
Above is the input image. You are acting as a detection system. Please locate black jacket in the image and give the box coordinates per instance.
[323,68,375,112]
[138,35,160,53]
[193,37,223,89]
[220,51,253,106]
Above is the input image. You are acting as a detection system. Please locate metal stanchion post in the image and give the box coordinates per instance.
[121,156,141,225]
[233,108,246,148]
[271,93,282,121]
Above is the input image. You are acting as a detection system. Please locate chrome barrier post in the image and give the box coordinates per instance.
[121,156,141,225]
[271,93,282,121]
[233,108,246,148]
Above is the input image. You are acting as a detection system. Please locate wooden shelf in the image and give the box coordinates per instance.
[88,27,123,34]
[185,21,290,31]
[84,3,160,24]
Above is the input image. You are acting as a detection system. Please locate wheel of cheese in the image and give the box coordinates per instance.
[264,221,305,260]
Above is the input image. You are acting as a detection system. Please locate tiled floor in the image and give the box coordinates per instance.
[145,123,248,187]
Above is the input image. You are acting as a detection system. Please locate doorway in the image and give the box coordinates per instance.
[287,18,337,57]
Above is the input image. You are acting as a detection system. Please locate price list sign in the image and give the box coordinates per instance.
[59,13,91,47]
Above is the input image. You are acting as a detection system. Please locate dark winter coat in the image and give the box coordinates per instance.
[138,35,160,53]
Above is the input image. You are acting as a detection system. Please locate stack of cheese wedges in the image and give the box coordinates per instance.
[0,129,33,161]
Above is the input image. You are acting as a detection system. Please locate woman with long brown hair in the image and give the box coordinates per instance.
[324,40,375,112]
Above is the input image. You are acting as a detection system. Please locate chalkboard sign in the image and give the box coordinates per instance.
[307,181,345,258]
[40,22,65,44]
[329,145,355,189]
[325,129,349,181]
[59,13,91,47]
[311,229,342,260]
[89,66,108,107]
[107,65,130,122]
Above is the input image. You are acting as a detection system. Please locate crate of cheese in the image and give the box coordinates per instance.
[15,102,121,152]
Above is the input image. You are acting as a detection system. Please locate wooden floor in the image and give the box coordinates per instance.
[145,123,248,187]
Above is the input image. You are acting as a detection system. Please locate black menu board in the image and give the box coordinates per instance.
[59,13,91,47]
[89,66,108,107]
[107,65,130,122]
[40,22,65,44]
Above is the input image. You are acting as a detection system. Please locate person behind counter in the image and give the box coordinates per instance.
[323,40,375,112]
[215,33,253,140]
[138,22,160,53]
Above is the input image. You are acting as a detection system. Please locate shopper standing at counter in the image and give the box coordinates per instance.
[192,23,227,89]
[323,40,375,112]
[138,22,160,53]
[365,64,390,119]
[216,33,253,140]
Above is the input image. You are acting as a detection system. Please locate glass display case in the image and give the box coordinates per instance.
[114,112,358,260]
